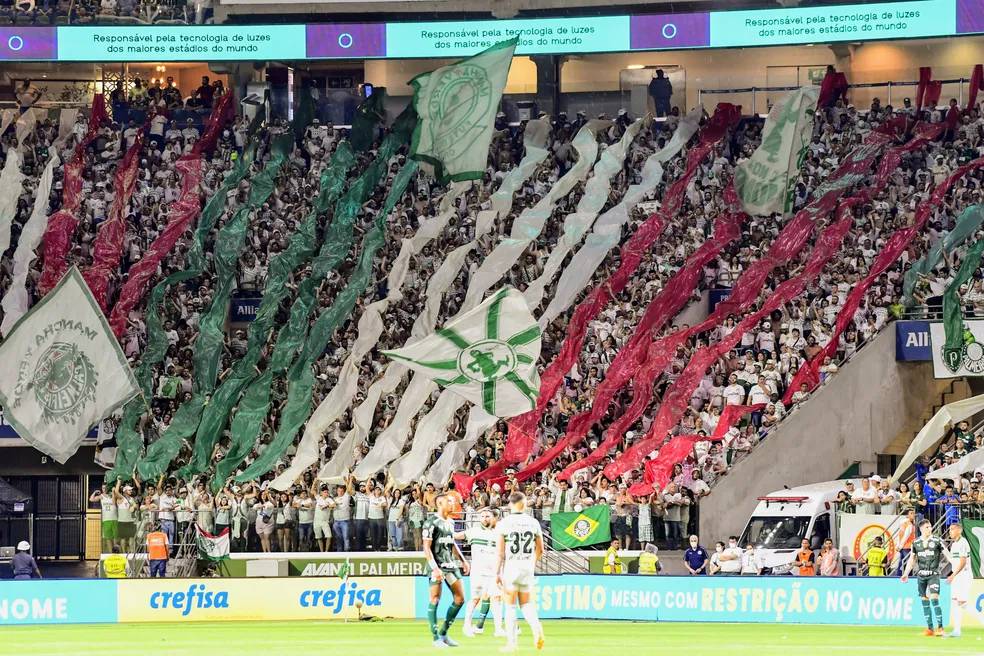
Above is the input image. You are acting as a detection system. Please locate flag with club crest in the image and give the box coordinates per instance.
[0,267,138,464]
[196,526,230,561]
[409,37,517,183]
[735,86,819,216]
[383,287,541,417]
[550,504,611,550]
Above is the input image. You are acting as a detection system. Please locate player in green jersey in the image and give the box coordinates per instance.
[423,493,470,648]
[900,519,945,636]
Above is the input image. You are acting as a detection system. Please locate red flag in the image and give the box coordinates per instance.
[782,123,946,404]
[968,64,983,111]
[81,132,144,311]
[480,104,742,484]
[107,94,233,336]
[915,67,932,110]
[38,95,108,295]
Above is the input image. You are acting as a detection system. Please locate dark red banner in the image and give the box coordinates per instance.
[81,132,144,311]
[107,94,233,336]
[37,95,108,295]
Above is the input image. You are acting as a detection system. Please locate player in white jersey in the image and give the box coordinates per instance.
[454,508,504,637]
[945,522,972,638]
[495,492,544,652]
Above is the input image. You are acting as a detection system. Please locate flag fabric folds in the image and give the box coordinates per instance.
[735,87,818,216]
[384,287,541,418]
[196,526,230,561]
[961,519,984,578]
[550,505,611,550]
[0,268,138,464]
[410,38,516,182]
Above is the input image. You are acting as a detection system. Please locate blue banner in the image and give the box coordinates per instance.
[896,320,932,361]
[414,575,948,625]
[0,580,117,625]
[708,288,731,313]
[230,296,262,323]
[0,410,97,440]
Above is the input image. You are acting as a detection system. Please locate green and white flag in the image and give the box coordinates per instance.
[0,267,138,464]
[960,519,984,577]
[735,86,819,216]
[383,287,540,417]
[196,526,230,561]
[410,38,517,183]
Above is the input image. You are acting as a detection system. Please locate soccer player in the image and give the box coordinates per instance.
[495,492,544,652]
[423,493,470,648]
[944,522,972,638]
[900,519,945,636]
[454,508,504,637]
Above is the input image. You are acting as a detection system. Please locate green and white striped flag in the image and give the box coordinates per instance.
[383,287,540,417]
[409,38,517,183]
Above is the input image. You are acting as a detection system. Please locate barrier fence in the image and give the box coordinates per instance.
[4,575,984,627]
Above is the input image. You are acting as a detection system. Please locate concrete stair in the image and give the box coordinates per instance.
[881,378,973,456]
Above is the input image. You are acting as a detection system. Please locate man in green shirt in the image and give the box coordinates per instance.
[423,493,470,648]
[900,519,945,636]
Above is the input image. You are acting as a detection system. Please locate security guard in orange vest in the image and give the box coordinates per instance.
[795,538,816,576]
[146,523,170,578]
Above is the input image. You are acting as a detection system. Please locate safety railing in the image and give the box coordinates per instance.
[700,77,975,115]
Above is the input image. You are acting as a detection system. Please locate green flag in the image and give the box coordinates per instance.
[735,87,818,216]
[550,505,611,550]
[940,238,984,373]
[383,287,541,417]
[961,518,984,577]
[903,205,984,306]
[410,38,516,183]
[351,89,386,152]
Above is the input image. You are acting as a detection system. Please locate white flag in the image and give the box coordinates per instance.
[410,38,516,182]
[0,268,138,463]
[383,287,540,417]
[735,86,819,216]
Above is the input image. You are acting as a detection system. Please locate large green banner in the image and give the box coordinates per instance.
[963,518,984,578]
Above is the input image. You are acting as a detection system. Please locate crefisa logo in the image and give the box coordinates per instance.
[299,581,383,614]
[149,584,230,617]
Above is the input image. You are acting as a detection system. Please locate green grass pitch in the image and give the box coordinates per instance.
[4,620,984,656]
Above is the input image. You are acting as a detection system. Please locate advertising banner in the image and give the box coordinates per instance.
[837,513,905,568]
[0,580,117,625]
[217,555,429,577]
[965,580,984,626]
[230,296,262,323]
[1,0,984,62]
[930,320,984,377]
[895,321,932,361]
[116,577,415,622]
[414,575,946,625]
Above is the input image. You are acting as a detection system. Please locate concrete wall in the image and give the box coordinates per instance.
[364,35,984,115]
[698,326,942,540]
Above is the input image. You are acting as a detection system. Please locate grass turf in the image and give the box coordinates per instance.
[4,620,984,656]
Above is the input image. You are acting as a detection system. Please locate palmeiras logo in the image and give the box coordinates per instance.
[942,330,984,374]
[426,63,493,164]
[458,339,517,383]
[570,518,593,540]
[24,341,98,424]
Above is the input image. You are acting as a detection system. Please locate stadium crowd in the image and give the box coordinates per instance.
[0,0,211,25]
[2,74,984,557]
